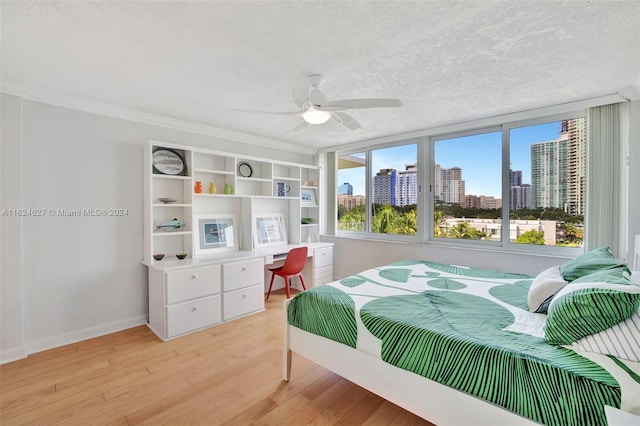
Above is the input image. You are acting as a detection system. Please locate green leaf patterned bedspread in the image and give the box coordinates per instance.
[287,260,639,426]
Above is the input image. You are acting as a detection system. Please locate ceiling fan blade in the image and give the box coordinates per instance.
[319,98,403,112]
[282,121,312,137]
[308,88,327,106]
[332,112,362,131]
[292,85,309,108]
[231,108,302,116]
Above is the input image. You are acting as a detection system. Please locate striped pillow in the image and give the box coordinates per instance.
[571,306,640,362]
[544,281,640,345]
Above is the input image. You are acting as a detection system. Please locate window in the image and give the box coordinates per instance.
[337,152,366,232]
[508,118,586,247]
[433,131,502,241]
[333,113,586,254]
[336,142,418,237]
[371,145,418,235]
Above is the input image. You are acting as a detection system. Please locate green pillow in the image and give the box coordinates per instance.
[544,279,640,345]
[559,247,630,282]
[571,268,630,285]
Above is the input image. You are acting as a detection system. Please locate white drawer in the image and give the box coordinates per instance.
[166,265,221,304]
[223,258,264,292]
[314,265,333,281]
[314,247,333,268]
[166,295,221,337]
[222,284,264,320]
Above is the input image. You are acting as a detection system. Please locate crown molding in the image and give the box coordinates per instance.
[0,80,315,155]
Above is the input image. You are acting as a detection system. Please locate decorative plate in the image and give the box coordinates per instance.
[152,149,185,175]
[238,161,253,178]
[158,198,177,204]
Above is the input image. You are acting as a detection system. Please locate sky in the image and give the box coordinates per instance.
[338,121,563,198]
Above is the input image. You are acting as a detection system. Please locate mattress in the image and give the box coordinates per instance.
[287,260,640,426]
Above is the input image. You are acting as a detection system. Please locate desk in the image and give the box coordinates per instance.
[258,243,334,293]
[146,242,333,341]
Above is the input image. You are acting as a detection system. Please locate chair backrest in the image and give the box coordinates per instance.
[281,246,308,275]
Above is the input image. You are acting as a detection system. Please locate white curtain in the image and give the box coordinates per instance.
[585,103,623,256]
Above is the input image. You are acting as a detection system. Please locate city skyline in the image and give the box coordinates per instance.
[338,121,564,198]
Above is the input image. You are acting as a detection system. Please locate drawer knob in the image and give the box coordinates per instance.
[242,294,247,299]
[242,267,247,271]
[191,274,198,280]
[191,306,198,312]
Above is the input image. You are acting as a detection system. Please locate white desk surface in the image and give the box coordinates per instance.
[146,241,333,272]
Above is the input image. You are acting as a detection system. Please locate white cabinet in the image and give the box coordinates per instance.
[223,285,264,321]
[222,258,264,321]
[223,258,264,292]
[144,141,322,256]
[144,140,324,341]
[312,246,333,286]
[147,257,266,341]
[148,265,223,341]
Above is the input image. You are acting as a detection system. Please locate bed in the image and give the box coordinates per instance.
[283,254,640,426]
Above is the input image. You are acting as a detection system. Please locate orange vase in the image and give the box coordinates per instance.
[194,181,203,193]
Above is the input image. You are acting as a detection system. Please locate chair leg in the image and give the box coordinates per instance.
[299,274,307,290]
[266,272,276,300]
[285,277,291,299]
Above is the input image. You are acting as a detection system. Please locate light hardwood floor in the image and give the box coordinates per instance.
[1,289,434,425]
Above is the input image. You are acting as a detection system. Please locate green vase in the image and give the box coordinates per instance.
[224,183,232,194]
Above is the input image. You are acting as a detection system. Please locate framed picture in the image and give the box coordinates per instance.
[300,188,317,206]
[253,213,288,248]
[194,214,238,255]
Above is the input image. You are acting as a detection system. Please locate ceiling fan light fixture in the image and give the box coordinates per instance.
[302,109,331,124]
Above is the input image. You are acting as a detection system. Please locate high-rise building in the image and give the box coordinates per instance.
[531,137,568,209]
[372,168,396,205]
[338,194,365,209]
[530,118,585,213]
[395,163,417,206]
[337,182,353,196]
[437,166,465,204]
[564,118,586,215]
[510,184,532,210]
[510,170,522,187]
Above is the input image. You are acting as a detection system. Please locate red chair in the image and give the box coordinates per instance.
[265,246,308,300]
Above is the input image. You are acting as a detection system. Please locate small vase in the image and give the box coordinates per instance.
[208,182,217,194]
[224,183,232,194]
[194,181,203,193]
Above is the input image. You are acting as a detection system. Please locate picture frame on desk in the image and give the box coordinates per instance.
[253,213,287,248]
[300,188,317,206]
[194,214,238,255]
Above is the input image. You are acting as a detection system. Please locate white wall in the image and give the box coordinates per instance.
[1,94,25,363]
[0,94,313,362]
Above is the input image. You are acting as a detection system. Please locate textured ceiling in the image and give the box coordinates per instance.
[2,1,639,152]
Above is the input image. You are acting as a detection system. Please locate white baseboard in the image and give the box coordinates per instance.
[0,346,28,364]
[24,315,148,356]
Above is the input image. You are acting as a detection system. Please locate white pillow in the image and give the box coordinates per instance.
[572,306,640,362]
[527,265,567,313]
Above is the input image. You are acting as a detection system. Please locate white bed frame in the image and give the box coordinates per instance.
[282,299,633,426]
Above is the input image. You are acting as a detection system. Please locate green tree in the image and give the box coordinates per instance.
[338,206,365,231]
[372,204,400,234]
[434,210,447,237]
[447,222,489,240]
[564,222,584,244]
[515,230,545,245]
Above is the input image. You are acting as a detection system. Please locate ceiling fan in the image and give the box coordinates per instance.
[233,74,403,135]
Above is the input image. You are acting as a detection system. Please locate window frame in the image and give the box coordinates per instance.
[332,111,587,257]
[336,139,424,243]
[428,126,503,248]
